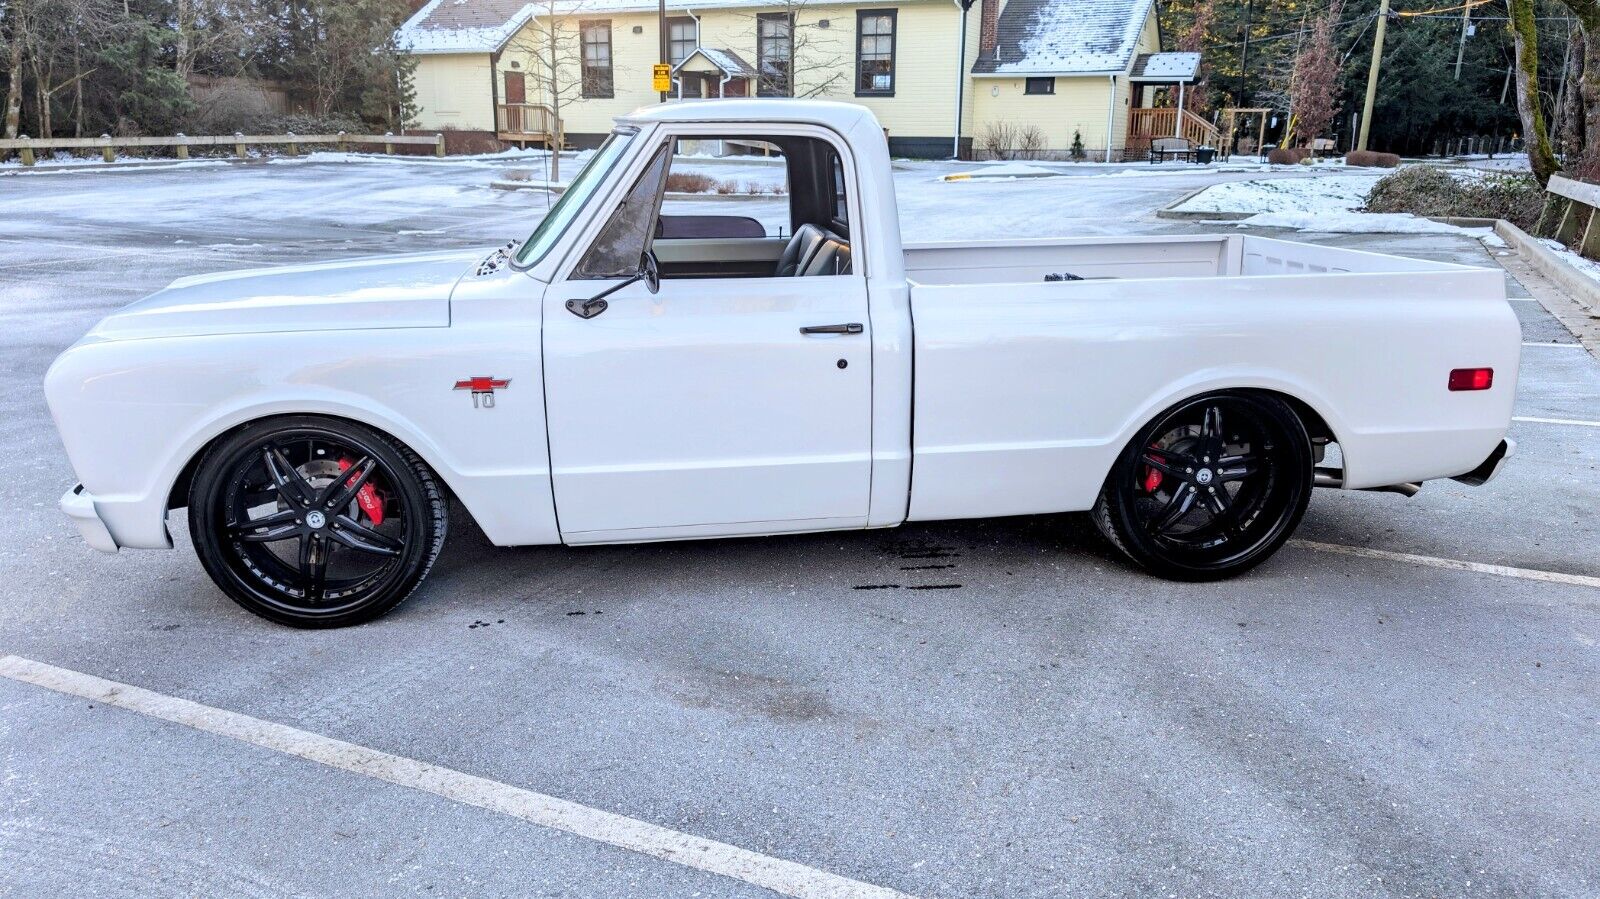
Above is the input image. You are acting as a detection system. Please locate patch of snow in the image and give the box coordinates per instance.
[1175,175,1384,215]
[1539,238,1600,284]
[944,163,1062,181]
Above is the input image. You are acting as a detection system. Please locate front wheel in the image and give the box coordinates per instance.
[1092,393,1312,581]
[187,416,448,628]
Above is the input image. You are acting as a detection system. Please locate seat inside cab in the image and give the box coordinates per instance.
[650,136,853,280]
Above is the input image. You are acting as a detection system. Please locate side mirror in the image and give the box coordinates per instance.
[565,251,660,319]
[640,249,660,295]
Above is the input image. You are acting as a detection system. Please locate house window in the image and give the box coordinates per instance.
[855,10,896,96]
[668,17,697,66]
[581,20,613,98]
[1025,77,1055,95]
[757,13,792,97]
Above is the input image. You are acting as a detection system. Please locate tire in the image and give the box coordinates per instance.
[187,416,448,628]
[1091,392,1312,581]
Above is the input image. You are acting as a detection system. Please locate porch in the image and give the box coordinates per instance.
[1123,52,1219,160]
[496,102,558,147]
[1125,107,1221,159]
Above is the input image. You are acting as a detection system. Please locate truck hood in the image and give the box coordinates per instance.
[87,249,486,342]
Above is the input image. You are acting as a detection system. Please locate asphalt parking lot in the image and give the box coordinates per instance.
[1,157,1597,898]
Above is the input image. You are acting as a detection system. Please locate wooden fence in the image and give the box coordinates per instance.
[0,131,446,166]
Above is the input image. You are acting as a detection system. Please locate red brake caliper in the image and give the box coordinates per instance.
[1142,445,1164,493]
[336,457,385,526]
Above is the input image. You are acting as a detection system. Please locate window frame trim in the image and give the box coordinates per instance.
[853,8,898,98]
[579,18,615,99]
[756,12,794,98]
[666,15,698,66]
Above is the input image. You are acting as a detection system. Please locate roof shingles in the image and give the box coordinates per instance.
[972,0,1156,76]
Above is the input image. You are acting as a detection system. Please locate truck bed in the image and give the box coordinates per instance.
[903,234,1468,285]
[902,233,1520,523]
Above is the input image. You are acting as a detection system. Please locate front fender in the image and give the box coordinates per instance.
[45,325,557,550]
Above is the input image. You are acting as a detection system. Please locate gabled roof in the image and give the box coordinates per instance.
[396,0,536,55]
[972,0,1158,77]
[1129,52,1201,82]
[673,48,758,78]
[396,0,874,53]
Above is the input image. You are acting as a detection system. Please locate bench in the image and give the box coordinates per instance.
[1538,173,1600,258]
[1149,137,1196,164]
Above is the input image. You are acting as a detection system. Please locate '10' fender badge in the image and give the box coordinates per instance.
[454,376,511,409]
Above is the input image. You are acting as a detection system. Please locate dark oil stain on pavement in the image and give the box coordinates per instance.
[852,538,965,591]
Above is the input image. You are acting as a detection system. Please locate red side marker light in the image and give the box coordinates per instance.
[1448,367,1493,391]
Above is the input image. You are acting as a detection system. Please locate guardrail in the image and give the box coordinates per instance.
[0,131,446,166]
[1536,173,1600,258]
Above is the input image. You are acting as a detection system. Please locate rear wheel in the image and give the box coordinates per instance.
[187,417,447,628]
[1092,392,1312,580]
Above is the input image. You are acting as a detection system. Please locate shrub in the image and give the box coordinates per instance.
[979,121,1018,160]
[1266,148,1300,165]
[1346,149,1401,168]
[665,172,717,193]
[1015,125,1048,160]
[1364,165,1544,229]
[261,113,368,136]
[1070,129,1086,160]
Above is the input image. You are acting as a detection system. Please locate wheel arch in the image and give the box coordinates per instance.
[165,410,480,535]
[1110,382,1345,478]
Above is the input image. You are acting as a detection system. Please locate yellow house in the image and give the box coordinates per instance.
[396,0,1214,159]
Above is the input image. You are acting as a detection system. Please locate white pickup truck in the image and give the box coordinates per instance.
[46,100,1519,627]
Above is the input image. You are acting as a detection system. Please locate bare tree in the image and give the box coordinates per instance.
[737,0,847,99]
[3,0,23,139]
[1176,0,1214,115]
[173,0,258,84]
[9,0,119,138]
[1509,0,1558,183]
[506,0,591,181]
[1287,0,1341,150]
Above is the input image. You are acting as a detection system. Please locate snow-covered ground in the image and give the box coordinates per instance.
[1172,175,1383,215]
[0,149,1508,250]
[1170,171,1506,238]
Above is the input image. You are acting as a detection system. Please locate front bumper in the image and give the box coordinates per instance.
[61,485,120,553]
[1451,438,1516,487]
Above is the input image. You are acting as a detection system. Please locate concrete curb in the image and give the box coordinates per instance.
[1493,219,1600,355]
[1153,185,1229,219]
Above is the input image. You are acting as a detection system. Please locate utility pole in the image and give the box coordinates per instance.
[1357,0,1391,151]
[658,0,668,102]
[1239,0,1255,106]
[1454,2,1470,79]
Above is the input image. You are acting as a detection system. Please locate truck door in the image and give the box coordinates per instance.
[541,134,873,543]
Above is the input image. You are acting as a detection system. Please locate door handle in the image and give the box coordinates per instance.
[799,322,864,335]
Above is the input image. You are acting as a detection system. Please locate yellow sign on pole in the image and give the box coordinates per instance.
[652,64,672,93]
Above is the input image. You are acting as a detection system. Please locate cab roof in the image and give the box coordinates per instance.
[618,99,878,133]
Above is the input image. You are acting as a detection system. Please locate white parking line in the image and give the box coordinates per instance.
[0,655,911,899]
[1521,341,1588,348]
[1514,415,1600,428]
[1289,541,1600,589]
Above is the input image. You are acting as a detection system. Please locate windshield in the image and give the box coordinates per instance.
[515,129,637,268]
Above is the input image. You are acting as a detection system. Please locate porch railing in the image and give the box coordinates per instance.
[497,103,558,143]
[1127,108,1220,155]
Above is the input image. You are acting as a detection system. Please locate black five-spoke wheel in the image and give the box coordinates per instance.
[1092,392,1312,580]
[188,416,447,627]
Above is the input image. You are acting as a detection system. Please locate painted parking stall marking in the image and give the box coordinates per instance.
[0,655,912,899]
[1514,415,1600,429]
[1289,541,1600,589]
